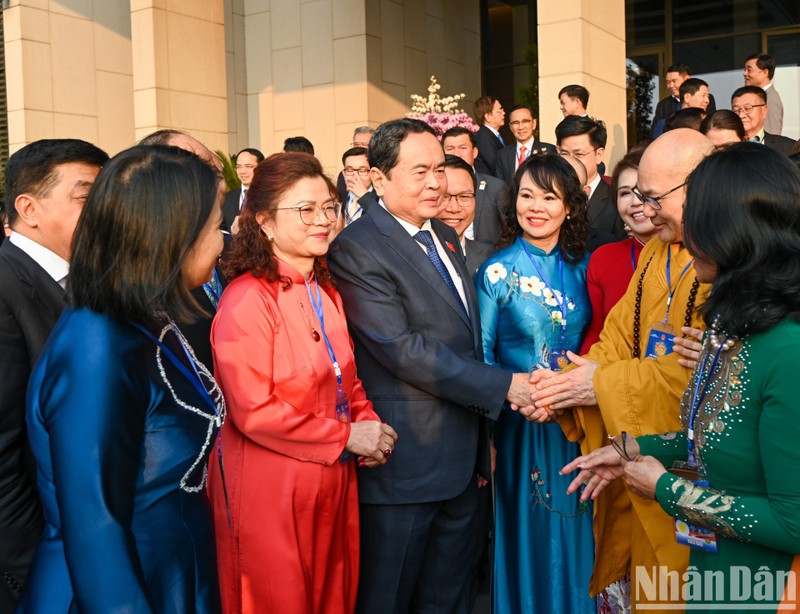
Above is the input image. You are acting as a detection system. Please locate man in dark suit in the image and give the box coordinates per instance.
[436,155,496,275]
[340,146,376,226]
[0,139,108,610]
[555,115,626,250]
[327,119,535,613]
[442,127,507,245]
[495,103,557,184]
[337,126,374,203]
[221,147,264,233]
[653,63,717,130]
[473,96,506,176]
[732,85,795,156]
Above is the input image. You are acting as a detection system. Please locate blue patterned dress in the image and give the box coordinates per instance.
[476,237,595,613]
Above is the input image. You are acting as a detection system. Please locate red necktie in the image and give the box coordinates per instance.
[517,145,527,167]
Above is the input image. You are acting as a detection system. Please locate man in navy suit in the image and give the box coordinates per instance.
[222,147,264,233]
[495,103,557,184]
[473,96,506,176]
[328,119,535,613]
[442,126,507,245]
[0,139,108,609]
[556,115,626,250]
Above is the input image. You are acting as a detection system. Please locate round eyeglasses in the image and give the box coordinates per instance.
[274,201,341,225]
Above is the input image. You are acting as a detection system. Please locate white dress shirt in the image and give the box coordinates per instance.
[9,231,70,289]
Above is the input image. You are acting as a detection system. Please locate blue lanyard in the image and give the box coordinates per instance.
[518,238,567,339]
[664,246,694,324]
[130,321,220,422]
[631,240,637,272]
[686,342,725,465]
[203,268,222,310]
[305,279,342,387]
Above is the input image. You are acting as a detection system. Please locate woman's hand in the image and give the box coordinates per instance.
[673,326,704,369]
[623,456,667,500]
[561,444,629,501]
[347,420,397,466]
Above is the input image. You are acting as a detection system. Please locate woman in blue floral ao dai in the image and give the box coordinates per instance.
[476,154,595,613]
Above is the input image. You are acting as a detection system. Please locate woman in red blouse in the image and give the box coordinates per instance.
[580,143,657,353]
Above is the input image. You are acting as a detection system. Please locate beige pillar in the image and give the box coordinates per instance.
[4,0,134,154]
[131,0,228,152]
[537,0,627,167]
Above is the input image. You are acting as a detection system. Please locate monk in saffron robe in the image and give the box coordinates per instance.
[526,129,715,609]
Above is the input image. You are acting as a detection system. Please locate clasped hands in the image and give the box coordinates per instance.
[506,351,599,423]
[560,437,667,502]
[346,420,398,468]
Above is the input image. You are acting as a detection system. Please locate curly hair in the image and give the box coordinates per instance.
[497,153,589,263]
[223,152,337,289]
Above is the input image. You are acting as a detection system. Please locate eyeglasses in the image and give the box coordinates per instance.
[631,181,686,210]
[609,432,637,462]
[442,192,476,207]
[274,201,341,225]
[343,166,370,177]
[558,148,598,160]
[236,164,257,170]
[732,103,766,115]
[509,118,532,128]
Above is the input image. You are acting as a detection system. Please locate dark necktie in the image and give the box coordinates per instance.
[414,230,466,312]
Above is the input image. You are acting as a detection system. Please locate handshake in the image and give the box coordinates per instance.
[504,351,600,423]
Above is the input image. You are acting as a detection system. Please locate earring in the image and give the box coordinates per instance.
[259,226,273,240]
[566,214,571,220]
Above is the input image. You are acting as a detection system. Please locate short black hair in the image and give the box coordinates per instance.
[558,85,589,109]
[731,85,767,104]
[342,146,369,167]
[665,108,706,132]
[699,110,745,141]
[679,77,708,104]
[368,118,437,177]
[236,148,265,162]
[283,136,315,155]
[443,154,477,191]
[441,127,477,147]
[508,103,533,117]
[498,154,588,263]
[138,129,187,146]
[683,142,800,336]
[5,139,109,228]
[666,63,691,76]
[554,115,607,149]
[745,53,776,80]
[69,145,219,324]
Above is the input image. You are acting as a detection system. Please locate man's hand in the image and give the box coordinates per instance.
[506,372,535,408]
[530,351,599,410]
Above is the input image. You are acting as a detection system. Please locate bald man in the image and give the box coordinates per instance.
[528,129,715,606]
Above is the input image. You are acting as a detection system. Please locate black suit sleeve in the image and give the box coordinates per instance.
[328,235,510,417]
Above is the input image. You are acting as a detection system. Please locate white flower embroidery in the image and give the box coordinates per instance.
[486,263,507,284]
[543,288,563,307]
[519,276,545,295]
[551,311,566,325]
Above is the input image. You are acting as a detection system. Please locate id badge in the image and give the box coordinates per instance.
[645,321,675,359]
[670,461,719,554]
[336,388,353,463]
[549,347,571,372]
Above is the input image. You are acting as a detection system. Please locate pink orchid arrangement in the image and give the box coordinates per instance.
[407,76,477,139]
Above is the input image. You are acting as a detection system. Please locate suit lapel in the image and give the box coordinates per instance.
[369,205,472,328]
[1,242,66,322]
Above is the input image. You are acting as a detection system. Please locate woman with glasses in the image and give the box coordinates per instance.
[208,153,397,613]
[475,154,595,613]
[566,143,800,613]
[580,143,656,354]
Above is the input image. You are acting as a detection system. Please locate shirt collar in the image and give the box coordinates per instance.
[486,125,501,138]
[378,198,433,237]
[9,231,70,288]
[516,138,534,151]
[587,173,602,199]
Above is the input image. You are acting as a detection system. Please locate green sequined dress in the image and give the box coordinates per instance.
[637,319,800,613]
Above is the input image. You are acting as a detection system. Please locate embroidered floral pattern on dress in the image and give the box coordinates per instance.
[530,468,590,518]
